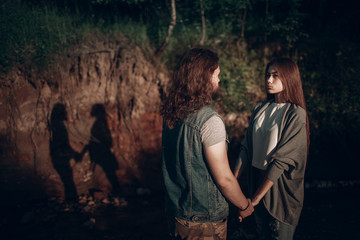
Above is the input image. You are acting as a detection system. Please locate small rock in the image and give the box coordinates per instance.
[113,197,128,207]
[102,198,111,204]
[83,205,92,212]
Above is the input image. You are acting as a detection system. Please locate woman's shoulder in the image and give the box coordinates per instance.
[287,104,306,123]
[253,100,271,111]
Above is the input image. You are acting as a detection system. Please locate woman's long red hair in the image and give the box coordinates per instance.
[266,58,310,154]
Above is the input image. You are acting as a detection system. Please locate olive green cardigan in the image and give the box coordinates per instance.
[235,100,307,226]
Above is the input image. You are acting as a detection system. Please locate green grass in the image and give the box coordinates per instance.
[0,1,80,73]
[0,1,153,74]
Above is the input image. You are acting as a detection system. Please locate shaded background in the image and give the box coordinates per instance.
[1,0,360,239]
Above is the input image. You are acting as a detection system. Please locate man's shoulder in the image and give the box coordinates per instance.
[203,114,224,128]
[185,105,218,127]
[198,105,217,114]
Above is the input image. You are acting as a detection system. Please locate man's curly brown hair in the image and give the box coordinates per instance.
[161,48,219,129]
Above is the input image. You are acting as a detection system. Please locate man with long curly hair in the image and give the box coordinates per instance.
[161,48,254,240]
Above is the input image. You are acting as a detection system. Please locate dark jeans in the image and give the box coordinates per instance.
[252,167,296,240]
[254,202,296,240]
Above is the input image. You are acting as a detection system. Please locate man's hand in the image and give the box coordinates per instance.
[238,198,254,222]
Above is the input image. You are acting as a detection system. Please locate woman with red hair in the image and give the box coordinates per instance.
[234,58,310,240]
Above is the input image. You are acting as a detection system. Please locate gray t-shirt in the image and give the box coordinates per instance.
[200,115,226,148]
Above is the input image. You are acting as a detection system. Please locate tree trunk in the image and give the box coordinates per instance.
[264,0,269,66]
[155,0,176,58]
[240,1,248,39]
[199,0,206,46]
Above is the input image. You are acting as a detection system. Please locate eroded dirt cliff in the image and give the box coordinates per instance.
[0,35,169,203]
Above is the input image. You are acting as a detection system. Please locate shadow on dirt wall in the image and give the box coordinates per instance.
[0,103,160,206]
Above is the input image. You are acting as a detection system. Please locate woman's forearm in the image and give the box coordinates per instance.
[252,178,274,206]
[233,168,241,179]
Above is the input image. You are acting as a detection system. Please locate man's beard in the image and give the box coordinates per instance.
[212,88,219,100]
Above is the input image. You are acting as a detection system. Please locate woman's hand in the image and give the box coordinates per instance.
[251,198,260,207]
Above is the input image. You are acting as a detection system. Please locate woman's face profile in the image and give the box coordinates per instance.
[266,65,284,95]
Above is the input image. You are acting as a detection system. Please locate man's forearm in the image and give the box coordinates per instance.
[204,141,250,210]
[216,175,249,210]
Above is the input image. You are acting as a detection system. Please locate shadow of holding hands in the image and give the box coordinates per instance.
[49,103,121,202]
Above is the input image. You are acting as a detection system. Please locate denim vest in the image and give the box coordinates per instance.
[162,105,229,223]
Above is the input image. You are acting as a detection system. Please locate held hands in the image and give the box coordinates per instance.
[238,198,254,222]
[238,179,272,222]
